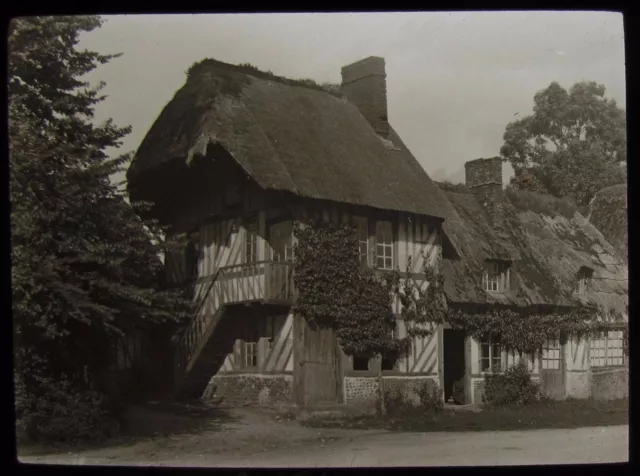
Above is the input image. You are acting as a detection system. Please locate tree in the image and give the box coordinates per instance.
[500,81,626,206]
[10,16,192,441]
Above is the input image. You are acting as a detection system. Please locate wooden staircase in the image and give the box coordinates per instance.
[172,220,294,399]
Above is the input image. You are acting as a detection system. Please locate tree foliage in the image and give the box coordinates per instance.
[501,81,626,206]
[10,16,192,441]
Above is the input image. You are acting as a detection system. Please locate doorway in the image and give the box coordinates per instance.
[443,329,466,403]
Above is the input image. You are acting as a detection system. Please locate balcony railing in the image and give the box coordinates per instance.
[174,260,293,389]
[216,260,293,304]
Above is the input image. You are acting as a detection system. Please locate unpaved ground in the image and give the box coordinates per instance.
[18,401,382,466]
[18,402,628,467]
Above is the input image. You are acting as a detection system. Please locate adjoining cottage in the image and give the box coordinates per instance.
[127,56,628,408]
[438,158,628,403]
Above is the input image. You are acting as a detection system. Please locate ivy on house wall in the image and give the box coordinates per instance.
[397,260,627,357]
[292,219,627,360]
[292,219,408,357]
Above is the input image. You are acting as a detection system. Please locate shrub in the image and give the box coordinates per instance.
[16,376,121,444]
[382,386,406,416]
[417,381,444,413]
[483,361,539,406]
[382,381,443,416]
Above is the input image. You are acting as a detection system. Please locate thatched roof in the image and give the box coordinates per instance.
[128,58,450,219]
[588,183,627,263]
[439,184,628,320]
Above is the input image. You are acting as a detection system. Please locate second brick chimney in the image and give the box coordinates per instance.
[465,157,504,227]
[341,56,389,139]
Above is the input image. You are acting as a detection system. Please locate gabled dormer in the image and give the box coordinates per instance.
[482,259,511,293]
[575,266,594,295]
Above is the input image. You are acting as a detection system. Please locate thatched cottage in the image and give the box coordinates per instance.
[127,56,628,407]
[438,158,628,403]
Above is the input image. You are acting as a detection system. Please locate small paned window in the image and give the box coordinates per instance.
[376,221,394,270]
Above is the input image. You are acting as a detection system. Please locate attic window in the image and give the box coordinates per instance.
[482,260,510,293]
[575,267,593,295]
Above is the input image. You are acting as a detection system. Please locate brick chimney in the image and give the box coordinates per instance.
[465,157,504,227]
[341,56,389,139]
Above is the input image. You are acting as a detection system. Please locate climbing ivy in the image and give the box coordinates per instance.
[292,219,408,357]
[398,260,627,356]
[293,219,627,360]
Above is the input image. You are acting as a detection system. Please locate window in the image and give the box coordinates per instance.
[244,341,257,368]
[542,337,561,370]
[416,219,430,243]
[381,352,397,371]
[482,260,510,293]
[480,339,502,372]
[590,330,624,367]
[353,356,370,371]
[575,267,593,294]
[353,216,369,266]
[244,220,258,263]
[376,220,394,269]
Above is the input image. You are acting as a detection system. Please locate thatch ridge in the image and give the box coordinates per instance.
[128,58,451,220]
[504,186,578,219]
[186,58,344,97]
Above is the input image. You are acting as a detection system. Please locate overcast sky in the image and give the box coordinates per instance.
[78,11,625,187]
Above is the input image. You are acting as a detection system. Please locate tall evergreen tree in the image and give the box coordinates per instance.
[10,16,192,439]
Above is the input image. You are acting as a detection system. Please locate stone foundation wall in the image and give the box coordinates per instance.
[565,371,591,399]
[344,376,441,408]
[591,368,628,400]
[202,373,292,406]
[344,377,379,408]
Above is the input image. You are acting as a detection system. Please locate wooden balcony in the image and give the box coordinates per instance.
[173,260,293,396]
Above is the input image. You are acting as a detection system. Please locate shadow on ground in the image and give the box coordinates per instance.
[19,400,239,457]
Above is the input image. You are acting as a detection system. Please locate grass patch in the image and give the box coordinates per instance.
[302,398,628,432]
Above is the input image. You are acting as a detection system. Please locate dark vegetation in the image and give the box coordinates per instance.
[483,362,540,405]
[10,16,192,444]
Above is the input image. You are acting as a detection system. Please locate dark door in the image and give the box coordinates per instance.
[443,329,466,402]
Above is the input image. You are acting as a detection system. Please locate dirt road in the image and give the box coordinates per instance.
[202,425,629,467]
[20,424,628,467]
[18,402,628,467]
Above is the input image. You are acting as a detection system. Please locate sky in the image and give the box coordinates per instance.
[78,11,626,188]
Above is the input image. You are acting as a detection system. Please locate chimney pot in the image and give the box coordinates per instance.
[341,56,389,139]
